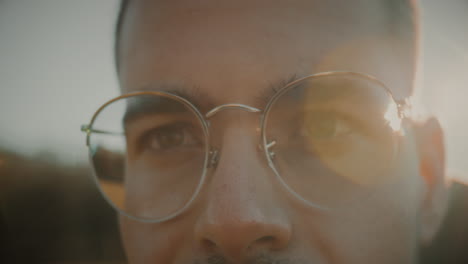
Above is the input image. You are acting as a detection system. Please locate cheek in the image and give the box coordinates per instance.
[293,135,423,263]
[119,216,190,263]
[294,192,421,263]
[124,160,202,219]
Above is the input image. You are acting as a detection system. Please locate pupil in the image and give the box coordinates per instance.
[158,128,184,149]
[306,113,336,139]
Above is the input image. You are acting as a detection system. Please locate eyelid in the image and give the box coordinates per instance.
[125,114,195,135]
[132,122,194,153]
[300,109,372,136]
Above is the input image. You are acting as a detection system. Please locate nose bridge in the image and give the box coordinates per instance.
[212,133,264,208]
[211,121,269,204]
[194,119,291,259]
[204,103,269,199]
[205,103,264,169]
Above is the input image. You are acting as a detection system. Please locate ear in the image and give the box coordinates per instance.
[413,117,449,245]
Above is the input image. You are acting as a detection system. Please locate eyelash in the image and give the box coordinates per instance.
[136,121,204,154]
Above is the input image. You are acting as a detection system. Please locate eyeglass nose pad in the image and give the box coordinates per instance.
[266,140,277,160]
[208,149,220,169]
[208,141,276,170]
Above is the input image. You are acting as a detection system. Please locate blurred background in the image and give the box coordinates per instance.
[0,0,467,263]
[0,0,467,176]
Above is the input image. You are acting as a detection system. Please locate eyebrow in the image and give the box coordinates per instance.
[134,84,215,112]
[254,73,301,106]
[122,90,199,127]
[123,74,303,123]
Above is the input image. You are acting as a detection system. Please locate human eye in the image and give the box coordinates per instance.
[301,110,355,140]
[137,122,202,154]
[294,109,369,157]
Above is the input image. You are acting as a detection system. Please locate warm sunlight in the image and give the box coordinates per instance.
[384,101,402,132]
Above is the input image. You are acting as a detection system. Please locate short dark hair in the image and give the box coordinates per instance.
[114,0,129,70]
[114,0,416,70]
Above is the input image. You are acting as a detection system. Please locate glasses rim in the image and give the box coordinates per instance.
[260,71,405,210]
[83,91,212,223]
[82,71,409,223]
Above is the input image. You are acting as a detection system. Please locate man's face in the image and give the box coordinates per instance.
[116,0,442,263]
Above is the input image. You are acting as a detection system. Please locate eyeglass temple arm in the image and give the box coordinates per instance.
[80,124,123,136]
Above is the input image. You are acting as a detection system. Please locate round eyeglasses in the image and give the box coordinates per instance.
[81,71,409,223]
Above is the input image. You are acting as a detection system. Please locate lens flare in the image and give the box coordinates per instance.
[384,101,402,132]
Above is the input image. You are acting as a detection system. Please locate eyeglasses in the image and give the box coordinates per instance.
[81,71,410,223]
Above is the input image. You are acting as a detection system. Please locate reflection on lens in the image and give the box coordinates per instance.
[88,93,207,221]
[264,73,401,209]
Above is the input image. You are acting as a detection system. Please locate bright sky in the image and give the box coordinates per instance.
[0,0,467,179]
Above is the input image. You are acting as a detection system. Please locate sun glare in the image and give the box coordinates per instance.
[384,102,402,132]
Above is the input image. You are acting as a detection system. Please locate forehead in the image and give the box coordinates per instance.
[118,0,414,104]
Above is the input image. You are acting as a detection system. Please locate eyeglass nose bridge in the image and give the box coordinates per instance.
[204,103,263,169]
[205,103,262,119]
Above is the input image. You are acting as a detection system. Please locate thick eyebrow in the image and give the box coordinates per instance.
[122,85,214,127]
[136,84,216,112]
[123,75,303,124]
[254,74,302,105]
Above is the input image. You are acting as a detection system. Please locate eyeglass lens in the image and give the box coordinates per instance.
[264,73,400,209]
[88,94,207,220]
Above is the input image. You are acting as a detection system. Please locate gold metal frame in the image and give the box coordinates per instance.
[81,71,410,223]
[82,90,211,223]
[259,71,407,210]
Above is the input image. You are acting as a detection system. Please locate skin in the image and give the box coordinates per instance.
[116,0,449,263]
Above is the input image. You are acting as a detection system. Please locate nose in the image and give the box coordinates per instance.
[194,127,291,261]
